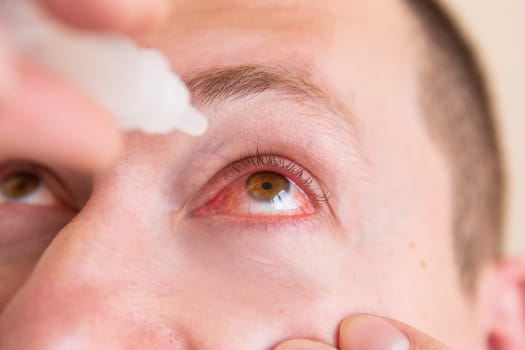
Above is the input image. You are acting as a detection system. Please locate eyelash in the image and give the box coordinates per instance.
[219,150,328,208]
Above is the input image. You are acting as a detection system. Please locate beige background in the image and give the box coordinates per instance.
[440,0,524,256]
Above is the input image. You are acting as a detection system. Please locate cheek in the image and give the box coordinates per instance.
[0,207,75,263]
[0,206,75,311]
[155,222,479,349]
[142,221,391,348]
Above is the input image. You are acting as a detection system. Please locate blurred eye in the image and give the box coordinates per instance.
[0,171,58,207]
[194,154,325,218]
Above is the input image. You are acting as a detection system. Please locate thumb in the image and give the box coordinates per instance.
[339,315,449,350]
[0,63,121,172]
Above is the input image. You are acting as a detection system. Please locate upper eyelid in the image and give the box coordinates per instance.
[225,152,328,204]
[228,153,306,177]
[0,161,40,177]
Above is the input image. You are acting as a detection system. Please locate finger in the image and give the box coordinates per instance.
[0,25,16,96]
[339,315,449,350]
[0,63,121,172]
[36,0,171,33]
[274,339,338,350]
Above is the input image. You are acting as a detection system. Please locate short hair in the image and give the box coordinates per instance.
[405,0,505,291]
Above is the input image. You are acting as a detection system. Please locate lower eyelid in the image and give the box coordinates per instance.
[0,205,76,245]
[189,208,326,234]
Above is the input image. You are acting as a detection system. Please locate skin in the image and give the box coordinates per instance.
[0,0,524,349]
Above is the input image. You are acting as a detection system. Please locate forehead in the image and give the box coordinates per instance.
[139,0,419,81]
[137,1,424,155]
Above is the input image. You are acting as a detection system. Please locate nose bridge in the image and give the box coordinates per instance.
[40,156,166,287]
[0,151,185,349]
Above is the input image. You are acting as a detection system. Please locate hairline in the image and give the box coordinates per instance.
[404,0,506,292]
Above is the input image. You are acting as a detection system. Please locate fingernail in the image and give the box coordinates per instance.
[275,339,336,350]
[340,315,410,350]
[0,26,15,97]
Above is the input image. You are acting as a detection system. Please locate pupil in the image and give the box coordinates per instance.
[262,182,273,190]
[17,182,28,191]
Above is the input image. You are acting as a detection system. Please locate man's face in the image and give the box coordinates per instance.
[0,0,489,348]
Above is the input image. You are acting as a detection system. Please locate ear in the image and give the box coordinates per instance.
[479,260,525,350]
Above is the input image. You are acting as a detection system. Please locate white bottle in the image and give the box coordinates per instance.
[1,0,208,136]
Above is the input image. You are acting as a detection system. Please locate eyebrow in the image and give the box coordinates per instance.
[183,64,355,134]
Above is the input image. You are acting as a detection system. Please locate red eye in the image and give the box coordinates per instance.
[194,170,316,218]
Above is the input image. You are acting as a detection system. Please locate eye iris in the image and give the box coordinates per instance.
[0,172,41,199]
[246,172,290,201]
